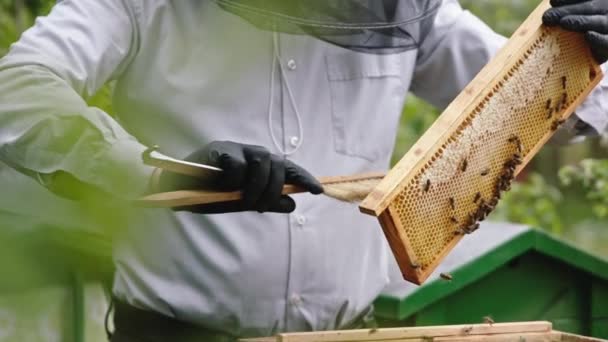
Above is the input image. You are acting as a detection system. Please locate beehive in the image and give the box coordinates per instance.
[359,0,603,285]
[239,321,603,342]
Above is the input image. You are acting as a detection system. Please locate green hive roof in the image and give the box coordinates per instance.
[376,222,608,320]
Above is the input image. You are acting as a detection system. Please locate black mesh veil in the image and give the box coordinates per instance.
[211,0,441,54]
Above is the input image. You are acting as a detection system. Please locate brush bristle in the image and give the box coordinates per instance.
[322,179,381,203]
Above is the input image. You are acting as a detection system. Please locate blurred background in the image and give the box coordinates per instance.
[0,0,607,341]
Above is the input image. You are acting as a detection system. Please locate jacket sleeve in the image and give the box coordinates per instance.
[411,0,608,137]
[0,0,153,200]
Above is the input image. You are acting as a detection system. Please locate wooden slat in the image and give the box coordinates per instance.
[136,172,384,207]
[361,339,427,342]
[237,326,608,342]
[275,322,552,342]
[380,207,421,282]
[240,338,431,342]
[556,331,608,342]
[436,332,562,342]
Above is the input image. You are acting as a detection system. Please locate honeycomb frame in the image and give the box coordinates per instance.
[360,0,603,285]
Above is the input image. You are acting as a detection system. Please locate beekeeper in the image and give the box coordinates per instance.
[0,0,607,341]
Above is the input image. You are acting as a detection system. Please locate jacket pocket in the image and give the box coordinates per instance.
[326,52,405,162]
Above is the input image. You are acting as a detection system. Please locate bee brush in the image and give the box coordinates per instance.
[137,146,384,208]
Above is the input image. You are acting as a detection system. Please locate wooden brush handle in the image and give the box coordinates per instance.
[135,172,384,208]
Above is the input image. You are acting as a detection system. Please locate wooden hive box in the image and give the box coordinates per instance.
[359,0,603,284]
[239,321,605,342]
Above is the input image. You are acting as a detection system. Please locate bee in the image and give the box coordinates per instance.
[546,108,554,119]
[461,159,468,172]
[512,154,523,166]
[480,168,490,176]
[454,228,466,235]
[463,326,473,334]
[440,273,453,281]
[450,216,458,224]
[498,176,507,186]
[545,98,552,109]
[369,328,378,334]
[562,92,567,105]
[551,121,559,131]
[449,197,455,210]
[507,135,519,143]
[590,67,597,80]
[473,192,481,204]
[551,119,566,131]
[475,208,487,221]
[410,262,420,269]
[562,76,567,90]
[424,179,431,192]
[483,316,495,325]
[463,222,478,234]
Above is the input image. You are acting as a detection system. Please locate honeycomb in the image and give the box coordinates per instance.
[372,26,602,284]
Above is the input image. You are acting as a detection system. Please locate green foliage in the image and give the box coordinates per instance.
[0,0,115,278]
[560,159,608,218]
[0,1,31,55]
[459,0,537,36]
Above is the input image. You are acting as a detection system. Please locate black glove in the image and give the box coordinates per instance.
[543,0,608,64]
[158,141,323,214]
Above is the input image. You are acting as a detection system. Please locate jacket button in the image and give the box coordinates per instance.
[296,214,307,226]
